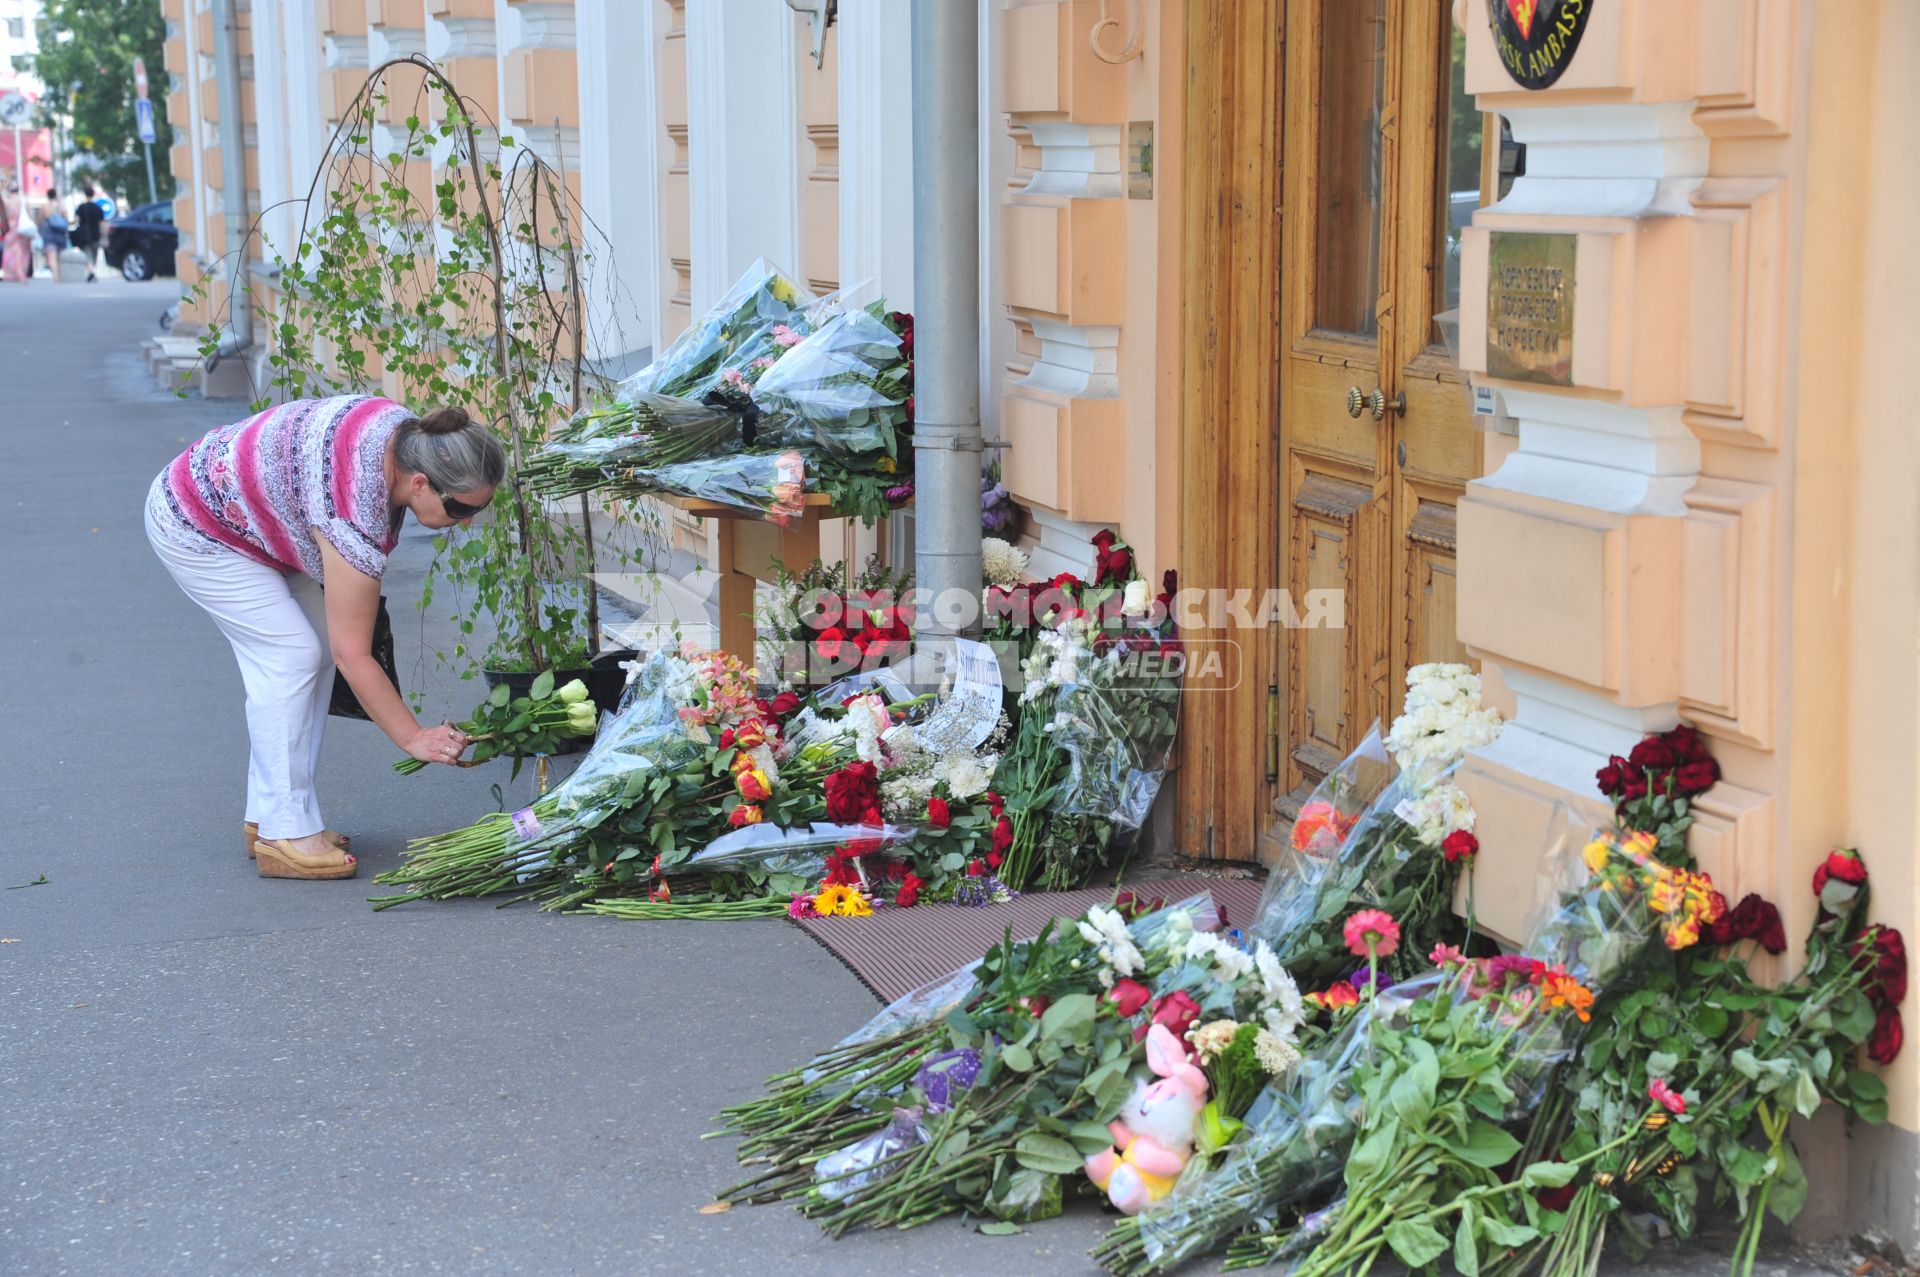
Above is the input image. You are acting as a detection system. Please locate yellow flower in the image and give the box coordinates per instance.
[1583,838,1613,874]
[770,276,798,305]
[1622,830,1658,862]
[812,883,872,917]
[876,456,897,474]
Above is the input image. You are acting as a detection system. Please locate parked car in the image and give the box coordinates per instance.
[103,202,178,282]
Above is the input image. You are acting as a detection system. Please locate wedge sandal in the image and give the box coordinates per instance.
[243,822,350,859]
[253,838,358,880]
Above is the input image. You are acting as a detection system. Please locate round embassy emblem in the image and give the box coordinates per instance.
[1487,0,1592,90]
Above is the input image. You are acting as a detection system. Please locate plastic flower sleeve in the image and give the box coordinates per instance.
[619,258,821,400]
[630,449,811,523]
[1248,725,1391,943]
[662,820,925,887]
[752,307,909,461]
[1043,639,1183,835]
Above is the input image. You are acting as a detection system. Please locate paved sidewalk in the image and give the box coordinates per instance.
[0,282,1842,1276]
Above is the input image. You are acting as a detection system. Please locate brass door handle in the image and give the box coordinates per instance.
[1346,386,1366,418]
[1366,389,1406,421]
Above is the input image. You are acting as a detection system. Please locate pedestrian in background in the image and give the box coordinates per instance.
[71,182,105,282]
[36,188,70,282]
[2,184,34,283]
[146,397,505,880]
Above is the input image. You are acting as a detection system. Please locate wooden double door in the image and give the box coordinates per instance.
[1179,0,1484,856]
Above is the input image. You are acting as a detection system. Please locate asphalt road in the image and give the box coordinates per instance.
[0,282,1839,1277]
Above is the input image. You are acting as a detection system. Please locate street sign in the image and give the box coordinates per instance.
[135,98,157,145]
[0,92,31,128]
[133,57,150,101]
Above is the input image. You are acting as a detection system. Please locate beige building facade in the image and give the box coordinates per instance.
[158,0,1918,1242]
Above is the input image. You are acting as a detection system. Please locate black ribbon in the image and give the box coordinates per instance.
[702,389,762,447]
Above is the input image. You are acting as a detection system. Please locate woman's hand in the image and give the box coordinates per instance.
[405,722,471,766]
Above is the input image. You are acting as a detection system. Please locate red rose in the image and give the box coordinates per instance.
[823,846,861,886]
[986,850,1004,870]
[904,395,915,420]
[1856,928,1908,1007]
[1092,528,1117,552]
[1868,1004,1904,1066]
[927,796,951,829]
[1664,724,1712,764]
[727,804,762,828]
[1620,775,1649,802]
[1137,990,1201,1043]
[1441,831,1479,863]
[769,690,802,717]
[1629,737,1676,770]
[1113,891,1167,919]
[1101,547,1133,582]
[824,761,881,824]
[1754,908,1788,956]
[1107,978,1153,1017]
[1804,852,1866,891]
[1049,572,1083,593]
[1162,569,1178,596]
[1535,1185,1578,1213]
[718,728,736,750]
[895,872,924,908]
[986,791,1005,817]
[1675,760,1719,795]
[1158,639,1184,660]
[1013,995,1051,1018]
[966,858,986,878]
[991,815,1013,856]
[733,718,768,749]
[1595,756,1630,795]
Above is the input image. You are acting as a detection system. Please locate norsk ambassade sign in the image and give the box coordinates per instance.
[1488,0,1593,89]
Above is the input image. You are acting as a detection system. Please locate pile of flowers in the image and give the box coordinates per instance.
[526,261,914,525]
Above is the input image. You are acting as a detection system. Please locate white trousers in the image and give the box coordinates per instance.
[146,503,335,840]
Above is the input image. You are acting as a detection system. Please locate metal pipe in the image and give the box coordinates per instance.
[908,0,982,639]
[210,0,252,358]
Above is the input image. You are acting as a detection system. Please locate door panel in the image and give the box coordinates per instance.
[1277,0,1482,809]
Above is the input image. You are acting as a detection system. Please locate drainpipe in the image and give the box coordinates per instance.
[209,0,252,359]
[908,0,983,640]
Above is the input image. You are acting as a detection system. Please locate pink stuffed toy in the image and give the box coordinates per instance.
[1084,1022,1210,1214]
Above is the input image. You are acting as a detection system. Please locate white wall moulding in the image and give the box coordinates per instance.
[1019,121,1124,199]
[1679,478,1775,748]
[1014,318,1120,399]
[507,1,577,49]
[434,17,494,61]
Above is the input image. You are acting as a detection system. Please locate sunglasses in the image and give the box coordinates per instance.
[434,486,492,520]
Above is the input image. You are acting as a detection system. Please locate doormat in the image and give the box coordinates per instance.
[791,875,1268,1005]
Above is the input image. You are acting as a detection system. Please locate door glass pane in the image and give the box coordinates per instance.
[1432,25,1481,347]
[1313,0,1386,339]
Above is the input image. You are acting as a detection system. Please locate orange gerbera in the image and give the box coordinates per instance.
[1292,800,1360,854]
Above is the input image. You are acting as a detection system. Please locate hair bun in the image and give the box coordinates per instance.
[417,407,471,436]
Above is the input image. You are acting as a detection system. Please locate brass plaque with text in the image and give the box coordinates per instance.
[1486,232,1576,386]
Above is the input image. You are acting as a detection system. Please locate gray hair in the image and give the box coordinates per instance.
[392,407,507,494]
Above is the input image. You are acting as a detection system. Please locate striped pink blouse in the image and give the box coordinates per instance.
[146,396,412,581]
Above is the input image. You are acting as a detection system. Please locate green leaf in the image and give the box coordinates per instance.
[1449,1121,1524,1170]
[1391,1037,1441,1128]
[1455,1203,1482,1277]
[1038,993,1097,1045]
[1384,1219,1450,1270]
[1519,1160,1578,1189]
[1833,991,1877,1043]
[1791,1067,1822,1119]
[976,1221,1025,1236]
[1001,1043,1035,1074]
[1731,1047,1761,1080]
[1768,1143,1810,1224]
[1013,1132,1084,1176]
[1068,1120,1118,1156]
[1848,1070,1889,1103]
[1479,1213,1540,1248]
[488,681,511,708]
[1347,1122,1397,1184]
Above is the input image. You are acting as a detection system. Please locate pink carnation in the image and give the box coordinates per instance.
[1648,1077,1687,1116]
[1343,908,1400,958]
[773,323,802,348]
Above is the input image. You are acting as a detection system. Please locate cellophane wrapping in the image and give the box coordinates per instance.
[753,307,910,463]
[1125,819,1670,1272]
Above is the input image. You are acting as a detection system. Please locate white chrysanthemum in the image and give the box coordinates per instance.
[934,751,996,799]
[1122,579,1150,616]
[1188,1019,1240,1063]
[1386,662,1502,788]
[1403,781,1475,848]
[1254,1028,1300,1077]
[1184,932,1254,983]
[1078,905,1144,979]
[982,537,1029,588]
[1254,944,1305,1035]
